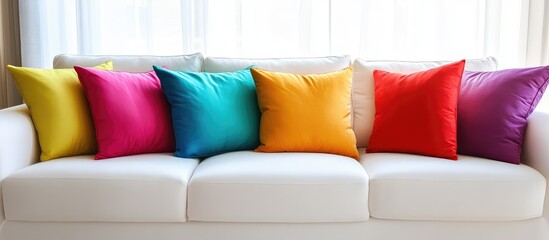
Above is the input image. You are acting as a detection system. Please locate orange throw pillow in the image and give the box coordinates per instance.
[366,60,465,160]
[251,67,359,159]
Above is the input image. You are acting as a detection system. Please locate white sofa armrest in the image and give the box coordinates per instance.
[523,110,549,217]
[0,104,40,223]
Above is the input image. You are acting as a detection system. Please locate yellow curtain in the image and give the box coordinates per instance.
[0,0,21,109]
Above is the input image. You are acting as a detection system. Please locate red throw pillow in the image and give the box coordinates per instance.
[366,60,465,160]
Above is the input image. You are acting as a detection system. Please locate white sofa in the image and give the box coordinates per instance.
[0,54,547,240]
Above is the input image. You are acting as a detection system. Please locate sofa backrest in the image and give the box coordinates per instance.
[204,55,351,74]
[53,53,204,72]
[351,57,498,148]
[51,53,499,149]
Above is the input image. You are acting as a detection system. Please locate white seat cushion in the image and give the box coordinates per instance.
[3,154,199,222]
[188,151,369,222]
[360,150,546,221]
[204,55,351,74]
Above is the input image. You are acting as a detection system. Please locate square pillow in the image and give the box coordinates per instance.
[458,66,549,164]
[7,61,113,161]
[153,66,260,158]
[251,67,359,159]
[351,57,497,148]
[74,66,175,159]
[366,60,466,160]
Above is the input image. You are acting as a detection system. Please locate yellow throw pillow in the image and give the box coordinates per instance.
[7,61,113,161]
[251,67,359,159]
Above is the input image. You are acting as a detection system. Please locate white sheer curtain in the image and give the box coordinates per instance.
[19,0,549,68]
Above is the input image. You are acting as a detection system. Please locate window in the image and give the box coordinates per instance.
[19,0,548,69]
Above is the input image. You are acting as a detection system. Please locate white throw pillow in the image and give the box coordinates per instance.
[351,57,498,148]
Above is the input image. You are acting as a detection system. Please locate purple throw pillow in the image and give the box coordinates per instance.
[458,65,549,164]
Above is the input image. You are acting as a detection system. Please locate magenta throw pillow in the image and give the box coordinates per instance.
[75,66,175,159]
[458,65,549,164]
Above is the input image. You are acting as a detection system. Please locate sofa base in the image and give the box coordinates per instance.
[1,218,548,240]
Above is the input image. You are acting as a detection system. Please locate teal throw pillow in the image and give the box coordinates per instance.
[153,66,260,158]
